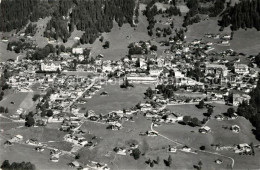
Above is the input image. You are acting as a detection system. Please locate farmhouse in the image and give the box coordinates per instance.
[69,161,80,168]
[199,126,211,134]
[168,146,177,153]
[181,146,191,152]
[234,143,252,154]
[231,125,240,133]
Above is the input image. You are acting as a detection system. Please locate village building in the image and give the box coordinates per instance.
[205,63,228,77]
[41,62,61,72]
[231,125,240,133]
[199,126,211,134]
[234,63,249,75]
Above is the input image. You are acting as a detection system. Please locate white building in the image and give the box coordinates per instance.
[149,68,163,76]
[126,73,157,83]
[41,62,61,72]
[234,63,249,75]
[72,48,83,55]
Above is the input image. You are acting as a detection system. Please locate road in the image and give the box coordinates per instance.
[150,123,235,169]
[63,78,97,112]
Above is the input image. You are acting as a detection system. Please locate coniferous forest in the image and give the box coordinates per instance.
[1,0,136,44]
[72,0,136,44]
[0,0,57,32]
[219,0,260,31]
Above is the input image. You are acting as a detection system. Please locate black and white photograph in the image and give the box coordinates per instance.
[0,0,260,169]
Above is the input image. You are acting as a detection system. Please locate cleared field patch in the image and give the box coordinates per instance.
[0,138,74,170]
[31,17,51,48]
[144,149,230,169]
[0,41,24,62]
[79,83,154,114]
[5,126,67,143]
[222,149,260,169]
[167,103,233,120]
[186,18,231,42]
[0,122,24,131]
[230,29,260,55]
[207,117,259,146]
[78,4,150,61]
[0,92,34,115]
[79,116,173,169]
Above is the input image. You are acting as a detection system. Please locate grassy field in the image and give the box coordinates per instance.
[207,117,259,145]
[0,136,74,170]
[0,92,35,115]
[79,83,154,114]
[0,122,24,132]
[79,115,175,169]
[167,102,234,120]
[31,17,51,48]
[230,28,260,55]
[5,126,67,143]
[144,149,230,169]
[0,41,24,62]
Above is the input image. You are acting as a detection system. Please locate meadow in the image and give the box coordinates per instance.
[0,92,35,115]
[79,83,154,114]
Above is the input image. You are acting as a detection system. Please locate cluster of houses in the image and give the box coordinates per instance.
[3,36,258,108]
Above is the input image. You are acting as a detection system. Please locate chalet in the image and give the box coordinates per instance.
[234,143,252,154]
[168,146,177,153]
[35,146,44,152]
[50,155,59,162]
[147,131,158,137]
[9,135,23,143]
[69,161,80,168]
[114,147,127,155]
[199,126,211,134]
[215,114,224,121]
[222,35,231,40]
[166,113,183,123]
[26,138,41,146]
[231,125,240,133]
[88,161,110,170]
[181,146,191,152]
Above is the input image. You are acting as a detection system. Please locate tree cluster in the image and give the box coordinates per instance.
[0,69,11,101]
[237,76,260,140]
[0,107,8,113]
[144,87,155,99]
[1,160,36,170]
[24,23,37,36]
[30,44,56,60]
[255,53,260,67]
[144,0,180,36]
[7,40,33,53]
[156,84,177,99]
[182,116,201,127]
